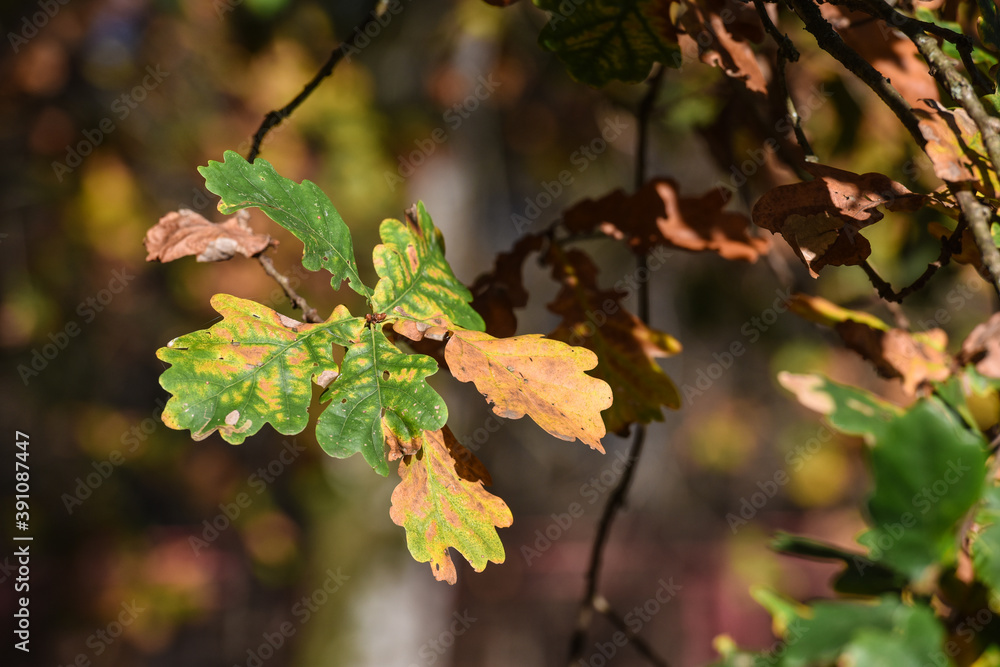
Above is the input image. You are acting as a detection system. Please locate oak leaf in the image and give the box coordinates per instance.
[390,427,512,584]
[144,209,276,263]
[676,0,766,93]
[444,329,613,451]
[752,164,926,276]
[563,177,769,260]
[789,294,951,394]
[469,233,546,337]
[914,100,1000,196]
[547,247,681,434]
[959,312,1000,379]
[156,295,362,443]
[199,151,369,296]
[316,325,448,476]
[372,202,485,332]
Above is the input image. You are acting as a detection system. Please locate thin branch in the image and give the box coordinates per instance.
[785,0,925,149]
[754,0,816,160]
[567,69,670,667]
[859,217,968,302]
[257,253,323,323]
[841,0,1000,296]
[246,1,387,162]
[593,595,672,667]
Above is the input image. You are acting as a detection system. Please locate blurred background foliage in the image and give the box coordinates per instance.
[1,0,996,665]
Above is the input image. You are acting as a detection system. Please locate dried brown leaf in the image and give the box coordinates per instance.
[751,163,926,276]
[546,247,681,435]
[144,209,276,263]
[469,234,545,337]
[915,100,1000,196]
[960,313,1000,379]
[563,177,769,261]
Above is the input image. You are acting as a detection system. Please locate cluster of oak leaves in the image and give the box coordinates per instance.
[141,145,1000,586]
[134,0,1000,585]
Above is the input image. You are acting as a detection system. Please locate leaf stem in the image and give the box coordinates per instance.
[247,1,388,163]
[257,253,323,323]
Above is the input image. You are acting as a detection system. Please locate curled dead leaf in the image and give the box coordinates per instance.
[751,163,926,276]
[563,177,769,261]
[959,312,1000,379]
[144,209,276,263]
[914,100,1000,196]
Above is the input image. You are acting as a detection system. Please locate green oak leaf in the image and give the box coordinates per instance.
[316,324,447,475]
[390,427,512,584]
[859,397,987,580]
[971,485,1000,593]
[841,603,946,667]
[157,294,362,443]
[533,0,681,87]
[778,372,903,443]
[371,201,484,331]
[199,151,370,296]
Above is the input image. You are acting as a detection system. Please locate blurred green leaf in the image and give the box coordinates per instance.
[533,0,681,87]
[778,372,902,443]
[859,398,987,580]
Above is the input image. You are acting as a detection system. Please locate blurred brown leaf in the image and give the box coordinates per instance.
[676,0,767,93]
[960,312,1000,379]
[144,209,276,263]
[790,293,951,394]
[546,246,682,434]
[751,163,926,276]
[563,177,770,261]
[915,100,1000,196]
[470,233,545,337]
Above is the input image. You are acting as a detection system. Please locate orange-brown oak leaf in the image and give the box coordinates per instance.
[144,209,276,263]
[959,312,1000,379]
[819,4,938,108]
[790,293,951,394]
[390,426,510,584]
[751,163,926,276]
[563,177,769,260]
[546,246,681,435]
[915,100,1000,197]
[444,329,613,451]
[675,0,767,94]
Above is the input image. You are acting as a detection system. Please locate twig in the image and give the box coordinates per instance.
[567,68,671,667]
[859,217,968,302]
[257,253,323,323]
[754,0,816,161]
[593,595,672,667]
[246,1,387,162]
[785,0,925,149]
[841,0,1000,296]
